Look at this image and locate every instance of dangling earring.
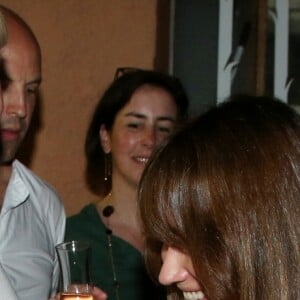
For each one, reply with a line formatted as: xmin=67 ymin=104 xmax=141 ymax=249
xmin=104 ymin=153 xmax=111 ymax=181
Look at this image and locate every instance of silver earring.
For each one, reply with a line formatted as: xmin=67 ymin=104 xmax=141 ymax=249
xmin=104 ymin=153 xmax=111 ymax=181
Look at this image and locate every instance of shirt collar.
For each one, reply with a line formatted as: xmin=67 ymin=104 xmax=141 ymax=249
xmin=2 ymin=160 xmax=30 ymax=212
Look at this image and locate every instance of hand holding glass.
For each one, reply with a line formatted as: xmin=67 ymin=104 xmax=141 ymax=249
xmin=56 ymin=241 xmax=94 ymax=300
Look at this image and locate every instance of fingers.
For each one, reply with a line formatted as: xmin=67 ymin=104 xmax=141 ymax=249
xmin=92 ymin=286 xmax=108 ymax=300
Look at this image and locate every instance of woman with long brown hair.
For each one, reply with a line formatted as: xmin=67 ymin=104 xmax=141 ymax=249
xmin=139 ymin=95 xmax=300 ymax=300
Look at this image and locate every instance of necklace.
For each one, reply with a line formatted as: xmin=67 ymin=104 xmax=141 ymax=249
xmin=102 ymin=205 xmax=120 ymax=300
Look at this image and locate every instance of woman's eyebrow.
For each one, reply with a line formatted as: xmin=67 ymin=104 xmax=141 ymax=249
xmin=157 ymin=116 xmax=176 ymax=122
xmin=124 ymin=112 xmax=146 ymax=119
xmin=124 ymin=112 xmax=176 ymax=122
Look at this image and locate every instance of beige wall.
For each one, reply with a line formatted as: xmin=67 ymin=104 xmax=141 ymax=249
xmin=1 ymin=1 xmax=167 ymax=215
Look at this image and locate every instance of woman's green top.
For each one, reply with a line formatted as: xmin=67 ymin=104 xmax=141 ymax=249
xmin=65 ymin=204 xmax=165 ymax=300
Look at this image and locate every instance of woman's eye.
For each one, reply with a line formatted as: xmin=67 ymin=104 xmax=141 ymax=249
xmin=127 ymin=123 xmax=140 ymax=129
xmin=158 ymin=126 xmax=172 ymax=134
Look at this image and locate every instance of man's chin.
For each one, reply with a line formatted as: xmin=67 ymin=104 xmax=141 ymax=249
xmin=0 ymin=153 xmax=16 ymax=165
xmin=0 ymin=159 xmax=14 ymax=166
xmin=0 ymin=144 xmax=19 ymax=163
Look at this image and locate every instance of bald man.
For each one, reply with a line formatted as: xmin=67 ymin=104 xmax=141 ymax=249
xmin=0 ymin=6 xmax=65 ymax=300
xmin=0 ymin=10 xmax=18 ymax=300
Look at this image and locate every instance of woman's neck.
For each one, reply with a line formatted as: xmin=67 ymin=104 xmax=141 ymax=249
xmin=97 ymin=177 xmax=144 ymax=251
xmin=109 ymin=174 xmax=138 ymax=218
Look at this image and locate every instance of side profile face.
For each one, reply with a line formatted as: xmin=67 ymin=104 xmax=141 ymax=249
xmin=0 ymin=16 xmax=41 ymax=163
xmin=100 ymin=84 xmax=178 ymax=188
xmin=160 ymin=245 xmax=206 ymax=300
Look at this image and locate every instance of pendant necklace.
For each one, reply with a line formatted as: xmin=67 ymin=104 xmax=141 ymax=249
xmin=102 ymin=204 xmax=120 ymax=300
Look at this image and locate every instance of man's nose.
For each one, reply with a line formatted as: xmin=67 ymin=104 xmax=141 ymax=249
xmin=4 ymin=86 xmax=26 ymax=118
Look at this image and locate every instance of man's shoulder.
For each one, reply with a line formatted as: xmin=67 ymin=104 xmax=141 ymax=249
xmin=12 ymin=160 xmax=62 ymax=205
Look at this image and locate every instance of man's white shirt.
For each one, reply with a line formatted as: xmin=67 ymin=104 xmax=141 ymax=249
xmin=0 ymin=160 xmax=66 ymax=300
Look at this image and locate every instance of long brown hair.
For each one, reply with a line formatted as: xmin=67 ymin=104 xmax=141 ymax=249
xmin=138 ymin=95 xmax=300 ymax=300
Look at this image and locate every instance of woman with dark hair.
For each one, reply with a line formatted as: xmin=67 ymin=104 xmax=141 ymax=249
xmin=138 ymin=95 xmax=300 ymax=300
xmin=66 ymin=68 xmax=189 ymax=300
xmin=84 ymin=68 xmax=188 ymax=196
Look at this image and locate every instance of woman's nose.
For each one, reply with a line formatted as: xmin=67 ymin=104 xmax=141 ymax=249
xmin=142 ymin=127 xmax=156 ymax=148
xmin=158 ymin=246 xmax=189 ymax=286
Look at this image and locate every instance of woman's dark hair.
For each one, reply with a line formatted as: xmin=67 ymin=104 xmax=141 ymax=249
xmin=139 ymin=95 xmax=300 ymax=300
xmin=85 ymin=69 xmax=189 ymax=195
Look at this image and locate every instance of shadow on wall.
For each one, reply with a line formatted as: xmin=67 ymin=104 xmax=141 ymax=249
xmin=17 ymin=92 xmax=43 ymax=166
xmin=154 ymin=0 xmax=171 ymax=72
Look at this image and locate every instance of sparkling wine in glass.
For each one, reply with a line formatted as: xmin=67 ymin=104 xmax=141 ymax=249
xmin=60 ymin=292 xmax=94 ymax=300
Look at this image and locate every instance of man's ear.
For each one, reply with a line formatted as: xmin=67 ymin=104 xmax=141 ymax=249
xmin=99 ymin=124 xmax=111 ymax=154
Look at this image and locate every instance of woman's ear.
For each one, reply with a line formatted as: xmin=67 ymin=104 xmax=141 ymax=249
xmin=99 ymin=124 xmax=111 ymax=154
